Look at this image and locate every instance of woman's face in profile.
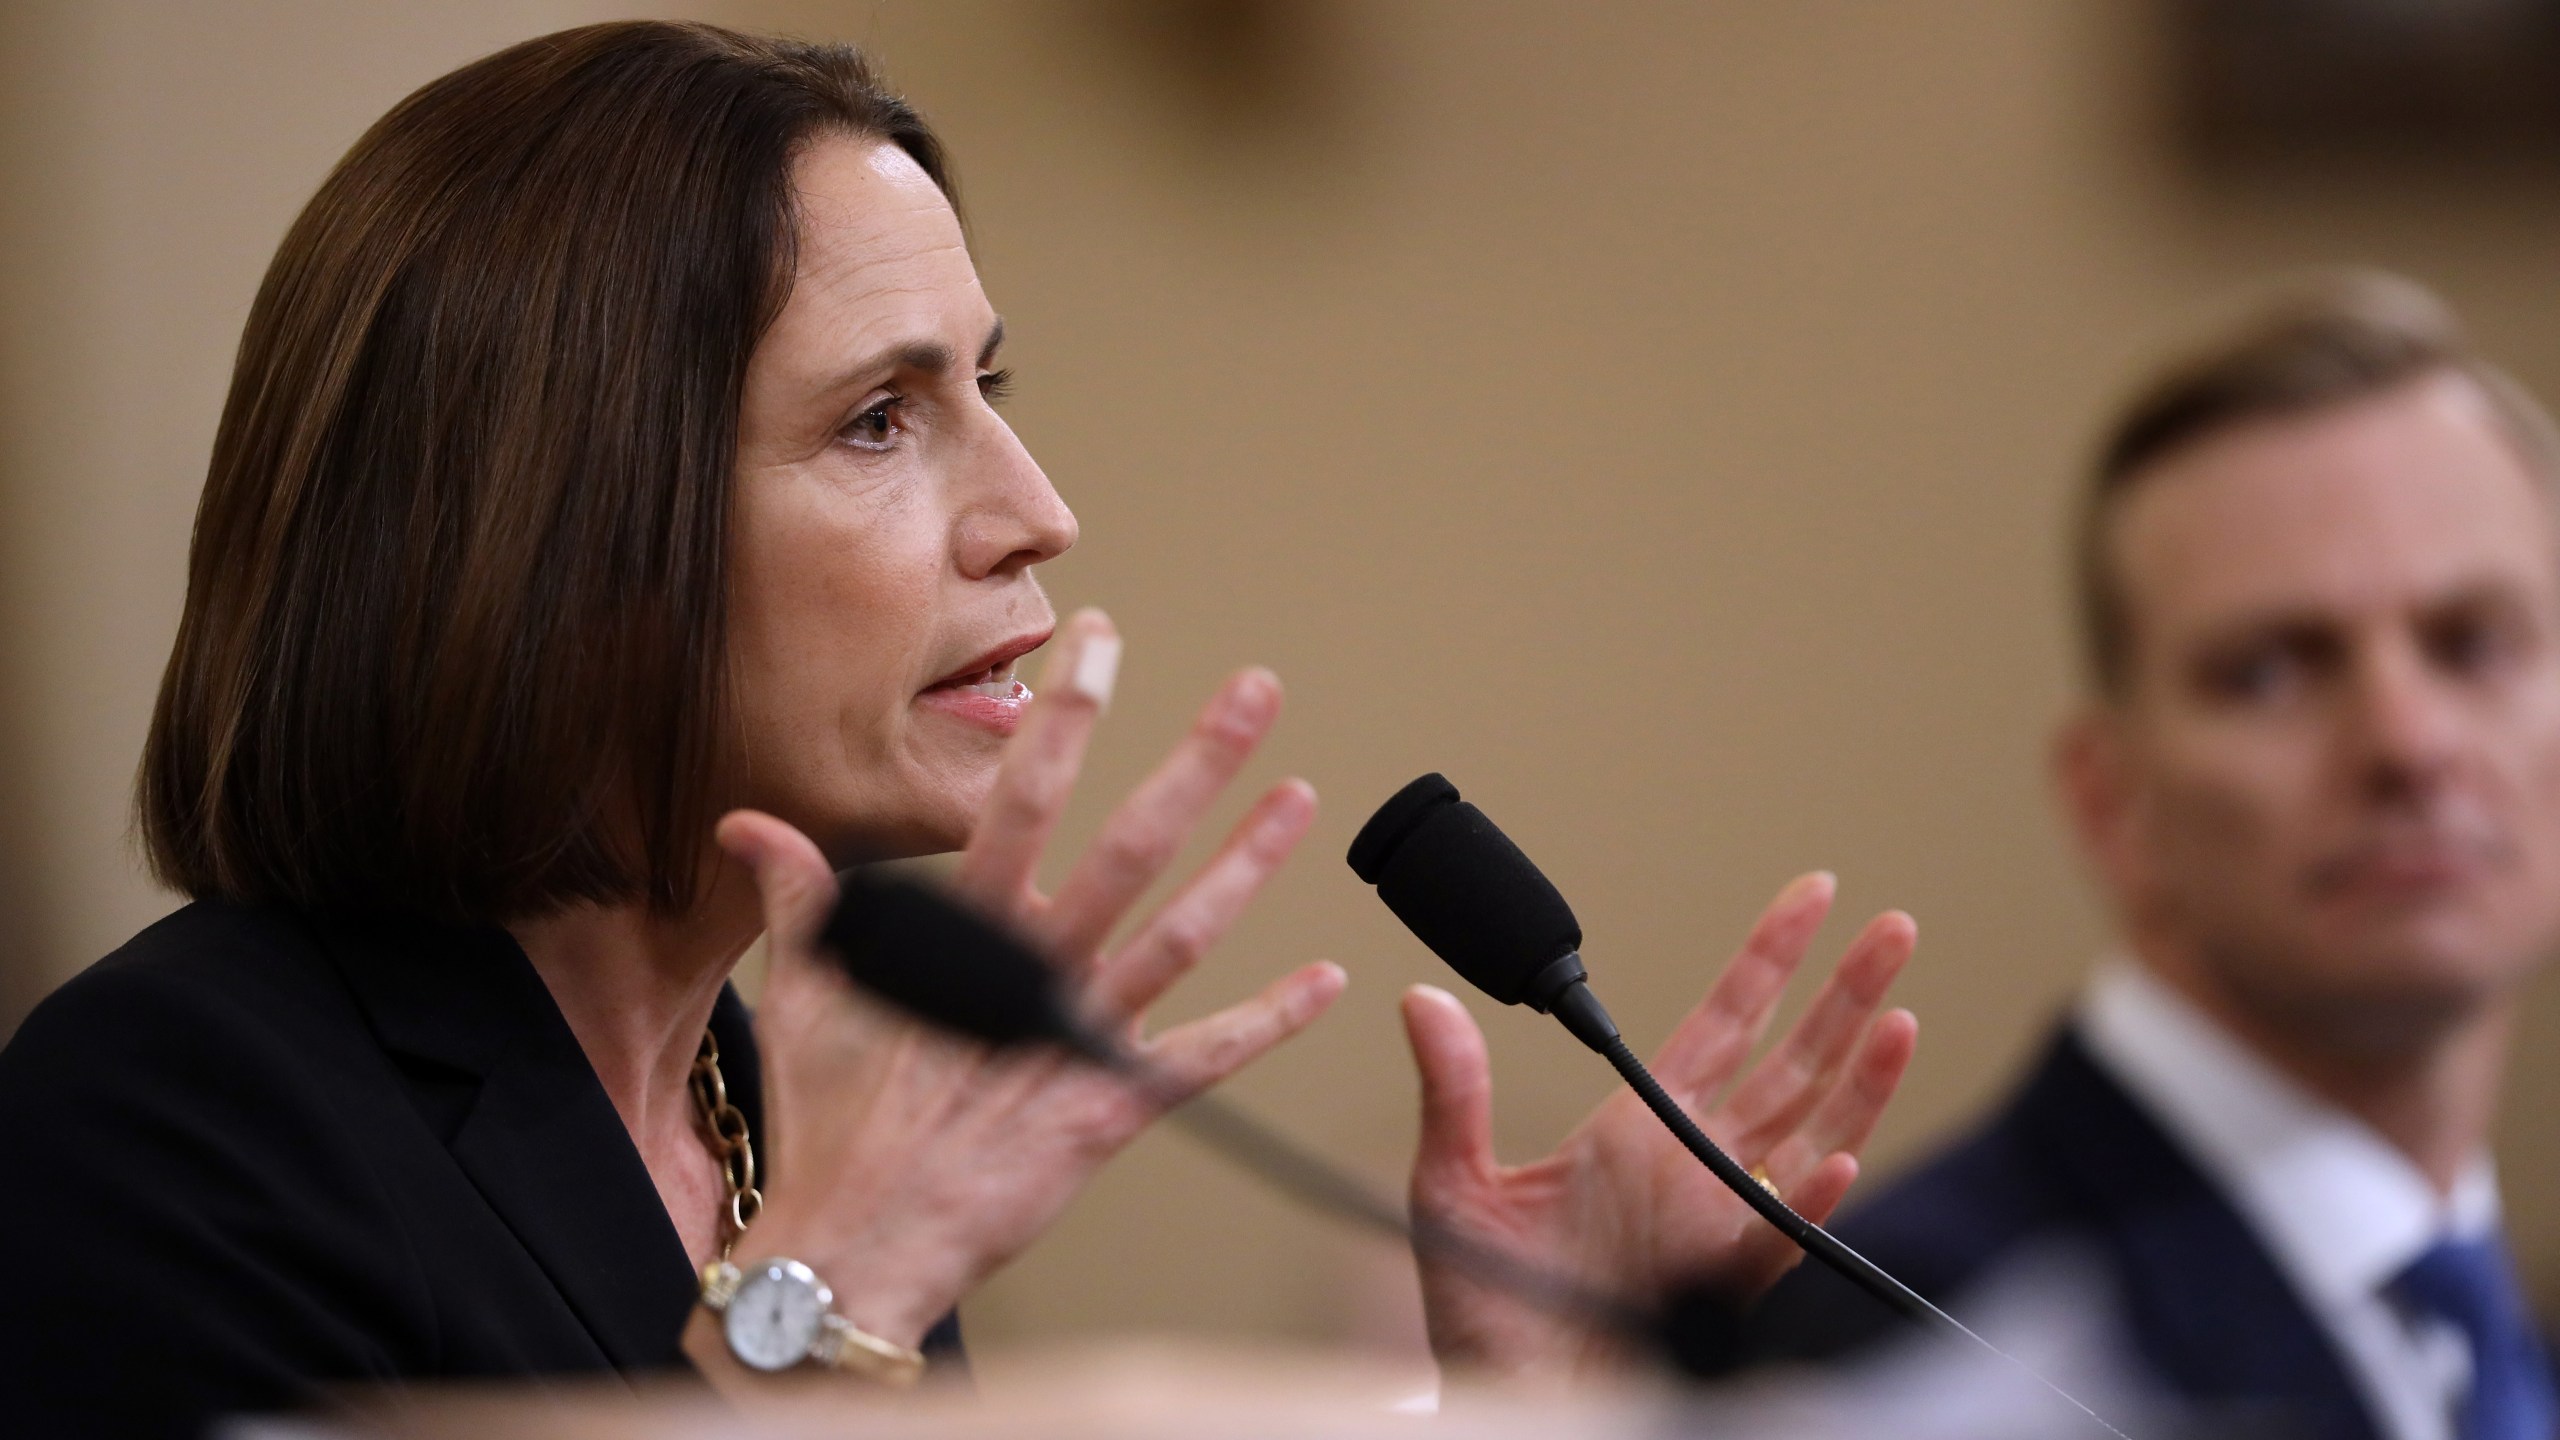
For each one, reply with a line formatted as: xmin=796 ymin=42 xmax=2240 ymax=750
xmin=727 ymin=135 xmax=1076 ymax=861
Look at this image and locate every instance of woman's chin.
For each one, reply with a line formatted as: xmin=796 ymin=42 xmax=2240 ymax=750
xmin=915 ymin=807 xmax=980 ymax=858
xmin=760 ymin=752 xmax=1000 ymax=866
xmin=768 ymin=796 xmax=973 ymax=870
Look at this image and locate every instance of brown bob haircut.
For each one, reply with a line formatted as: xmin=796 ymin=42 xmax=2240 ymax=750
xmin=140 ymin=22 xmax=952 ymax=922
xmin=2075 ymin=270 xmax=2560 ymax=697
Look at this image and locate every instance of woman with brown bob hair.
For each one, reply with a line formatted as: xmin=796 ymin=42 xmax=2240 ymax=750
xmin=0 ymin=20 xmax=1920 ymax=1436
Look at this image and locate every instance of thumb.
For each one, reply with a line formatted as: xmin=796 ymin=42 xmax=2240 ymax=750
xmin=715 ymin=809 xmax=841 ymax=961
xmin=1401 ymin=983 xmax=1497 ymax=1191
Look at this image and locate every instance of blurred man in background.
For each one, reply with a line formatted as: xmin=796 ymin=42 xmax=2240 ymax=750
xmin=1717 ymin=275 xmax=2560 ymax=1440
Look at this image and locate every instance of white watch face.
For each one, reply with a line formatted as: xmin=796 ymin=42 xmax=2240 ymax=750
xmin=723 ymin=1259 xmax=831 ymax=1372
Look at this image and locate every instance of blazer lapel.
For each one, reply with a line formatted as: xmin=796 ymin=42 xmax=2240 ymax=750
xmin=2022 ymin=1029 xmax=2381 ymax=1440
xmin=311 ymin=911 xmax=699 ymax=1371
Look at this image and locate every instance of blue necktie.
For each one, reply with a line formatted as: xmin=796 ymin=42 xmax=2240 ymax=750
xmin=2391 ymin=1234 xmax=2558 ymax=1440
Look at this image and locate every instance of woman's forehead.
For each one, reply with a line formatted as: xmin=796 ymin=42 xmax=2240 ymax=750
xmin=778 ymin=136 xmax=981 ymax=350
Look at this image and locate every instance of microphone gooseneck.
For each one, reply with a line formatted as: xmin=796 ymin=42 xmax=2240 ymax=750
xmin=1349 ymin=774 xmax=2134 ymax=1437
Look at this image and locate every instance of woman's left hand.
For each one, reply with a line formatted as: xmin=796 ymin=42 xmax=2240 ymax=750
xmin=697 ymin=611 xmax=1343 ymax=1370
xmin=1400 ymin=871 xmax=1918 ymax=1383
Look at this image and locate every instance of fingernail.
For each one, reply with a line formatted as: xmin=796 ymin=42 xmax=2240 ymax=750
xmin=1034 ymin=613 xmax=1118 ymax=707
xmin=1072 ymin=630 xmax=1121 ymax=708
xmin=1229 ymin=667 xmax=1282 ymax=724
xmin=1297 ymin=962 xmax=1348 ymax=1016
xmin=1261 ymin=780 xmax=1317 ymax=829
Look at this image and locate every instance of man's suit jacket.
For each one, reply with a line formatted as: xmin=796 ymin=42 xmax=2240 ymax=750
xmin=1717 ymin=1025 xmax=2380 ymax=1439
xmin=0 ymin=900 xmax=956 ymax=1439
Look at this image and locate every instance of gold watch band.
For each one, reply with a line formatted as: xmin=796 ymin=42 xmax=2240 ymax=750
xmin=698 ymin=1259 xmax=926 ymax=1388
xmin=814 ymin=1312 xmax=927 ymax=1386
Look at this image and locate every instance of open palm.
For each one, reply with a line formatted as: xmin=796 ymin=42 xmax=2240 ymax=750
xmin=1401 ymin=872 xmax=1918 ymax=1380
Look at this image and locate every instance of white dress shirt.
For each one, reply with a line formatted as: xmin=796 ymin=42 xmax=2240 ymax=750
xmin=2076 ymin=960 xmax=2499 ymax=1440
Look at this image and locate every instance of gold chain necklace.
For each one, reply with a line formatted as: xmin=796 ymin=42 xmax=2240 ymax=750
xmin=689 ymin=1029 xmax=762 ymax=1255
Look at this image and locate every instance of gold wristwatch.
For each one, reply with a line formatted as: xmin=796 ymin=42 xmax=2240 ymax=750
xmin=698 ymin=1257 xmax=926 ymax=1387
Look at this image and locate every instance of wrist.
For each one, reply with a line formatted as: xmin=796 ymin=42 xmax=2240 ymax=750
xmin=800 ymin=1262 xmax=945 ymax=1354
xmin=725 ymin=1227 xmax=956 ymax=1352
xmin=696 ymin=1253 xmax=931 ymax=1387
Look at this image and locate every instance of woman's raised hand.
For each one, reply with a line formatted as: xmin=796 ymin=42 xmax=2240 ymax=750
xmin=699 ymin=610 xmax=1343 ymax=1370
xmin=1400 ymin=872 xmax=1918 ymax=1382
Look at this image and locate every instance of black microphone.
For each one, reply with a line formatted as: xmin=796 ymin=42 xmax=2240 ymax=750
xmin=815 ymin=867 xmax=1652 ymax=1344
xmin=821 ymin=868 xmax=1101 ymax=1057
xmin=1346 ymin=773 xmax=1623 ymax=1051
xmin=1349 ymin=775 xmax=1967 ymax=1339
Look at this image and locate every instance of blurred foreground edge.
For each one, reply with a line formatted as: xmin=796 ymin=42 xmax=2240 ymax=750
xmin=211 ymin=1334 xmax=2253 ymax=1440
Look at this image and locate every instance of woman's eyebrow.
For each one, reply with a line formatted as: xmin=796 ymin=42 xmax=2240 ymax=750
xmin=831 ymin=319 xmax=1007 ymax=392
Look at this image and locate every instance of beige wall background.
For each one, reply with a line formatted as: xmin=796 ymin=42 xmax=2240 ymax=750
xmin=10 ymin=0 xmax=2560 ymax=1352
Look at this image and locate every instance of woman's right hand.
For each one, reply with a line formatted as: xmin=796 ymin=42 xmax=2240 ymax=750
xmin=685 ymin=610 xmax=1343 ymax=1382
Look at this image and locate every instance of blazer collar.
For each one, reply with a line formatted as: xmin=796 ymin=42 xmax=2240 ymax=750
xmin=310 ymin=909 xmax=755 ymax=1372
xmin=2018 ymin=1027 xmax=2381 ymax=1440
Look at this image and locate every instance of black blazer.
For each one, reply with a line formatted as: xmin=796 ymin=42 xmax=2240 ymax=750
xmin=0 ymin=900 xmax=956 ymax=1439
xmin=1711 ymin=1026 xmax=2379 ymax=1439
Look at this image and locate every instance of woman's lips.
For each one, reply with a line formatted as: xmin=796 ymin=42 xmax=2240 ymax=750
xmin=915 ymin=626 xmax=1051 ymax=736
xmin=918 ymin=669 xmax=1033 ymax=735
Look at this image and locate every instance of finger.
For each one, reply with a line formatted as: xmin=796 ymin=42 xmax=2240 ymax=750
xmin=1798 ymin=1008 xmax=1918 ymax=1163
xmin=1784 ymin=1152 xmax=1861 ymax=1229
xmin=1648 ymin=872 xmax=1837 ymax=1095
xmin=1758 ymin=1008 xmax=1916 ymax=1194
xmin=952 ymin=609 xmax=1121 ymax=905
xmin=1717 ymin=911 xmax=1916 ymax=1152
xmin=1141 ymin=961 xmax=1345 ymax=1096
xmin=1089 ymin=779 xmax=1316 ymax=1020
xmin=1038 ymin=667 xmax=1285 ymax=967
xmin=715 ymin=809 xmax=842 ymax=957
xmin=1399 ymin=984 xmax=1498 ymax=1192
xmin=1716 ymin=1153 xmax=1862 ymax=1300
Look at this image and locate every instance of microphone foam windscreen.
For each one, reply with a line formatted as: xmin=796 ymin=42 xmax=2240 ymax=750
xmin=1347 ymin=774 xmax=1583 ymax=1007
xmin=818 ymin=871 xmax=1079 ymax=1049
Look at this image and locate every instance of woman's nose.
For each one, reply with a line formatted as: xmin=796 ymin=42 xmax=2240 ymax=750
xmin=953 ymin=420 xmax=1078 ymax=580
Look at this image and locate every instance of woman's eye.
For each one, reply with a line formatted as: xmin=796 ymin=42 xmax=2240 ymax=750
xmin=839 ymin=397 xmax=904 ymax=452
xmin=978 ymin=367 xmax=1015 ymax=406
